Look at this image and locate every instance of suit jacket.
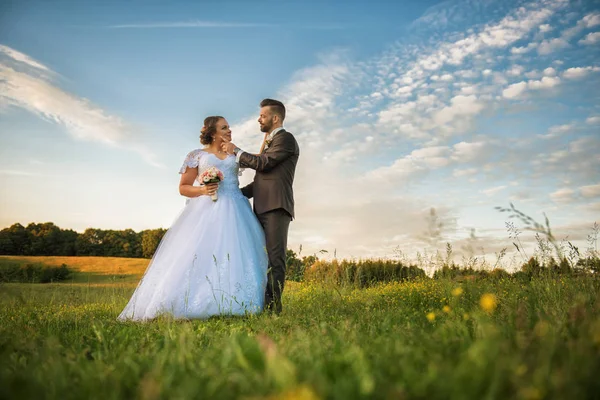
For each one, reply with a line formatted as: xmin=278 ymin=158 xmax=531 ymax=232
xmin=239 ymin=129 xmax=300 ymax=218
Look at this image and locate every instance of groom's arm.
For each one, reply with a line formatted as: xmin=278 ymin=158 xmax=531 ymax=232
xmin=241 ymin=182 xmax=254 ymax=199
xmin=237 ymin=133 xmax=297 ymax=173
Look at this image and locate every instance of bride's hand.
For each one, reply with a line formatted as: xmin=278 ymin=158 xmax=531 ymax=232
xmin=199 ymin=183 xmax=219 ymax=197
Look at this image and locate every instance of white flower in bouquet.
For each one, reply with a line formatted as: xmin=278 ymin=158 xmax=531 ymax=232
xmin=199 ymin=167 xmax=224 ymax=202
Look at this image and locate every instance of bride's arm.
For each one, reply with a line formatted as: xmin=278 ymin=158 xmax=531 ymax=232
xmin=179 ymin=167 xmax=218 ymax=197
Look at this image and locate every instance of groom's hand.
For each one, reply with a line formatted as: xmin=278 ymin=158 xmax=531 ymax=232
xmin=221 ymin=140 xmax=237 ymax=155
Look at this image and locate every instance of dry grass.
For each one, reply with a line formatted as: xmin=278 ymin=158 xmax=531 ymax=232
xmin=0 ymin=255 xmax=149 ymax=276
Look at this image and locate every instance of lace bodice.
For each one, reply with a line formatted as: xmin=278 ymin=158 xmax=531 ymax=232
xmin=179 ymin=149 xmax=244 ymax=199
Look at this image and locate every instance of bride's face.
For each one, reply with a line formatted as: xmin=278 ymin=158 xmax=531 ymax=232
xmin=214 ymin=118 xmax=232 ymax=142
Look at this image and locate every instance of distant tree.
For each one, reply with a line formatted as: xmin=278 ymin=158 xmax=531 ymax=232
xmin=26 ymin=222 xmax=77 ymax=256
xmin=141 ymin=229 xmax=167 ymax=258
xmin=1 ymin=222 xmax=164 ymax=258
xmin=120 ymin=229 xmax=142 ymax=258
xmin=59 ymin=229 xmax=78 ymax=256
xmin=0 ymin=223 xmax=30 ymax=255
xmin=0 ymin=231 xmax=15 ymax=255
xmin=76 ymin=228 xmax=105 ymax=256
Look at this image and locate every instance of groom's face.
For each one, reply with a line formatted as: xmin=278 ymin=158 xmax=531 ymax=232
xmin=258 ymin=107 xmax=275 ymax=133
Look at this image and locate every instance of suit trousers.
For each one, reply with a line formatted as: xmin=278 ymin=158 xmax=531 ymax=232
xmin=257 ymin=208 xmax=291 ymax=313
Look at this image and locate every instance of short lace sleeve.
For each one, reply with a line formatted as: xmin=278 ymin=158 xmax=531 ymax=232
xmin=179 ymin=149 xmax=201 ymax=174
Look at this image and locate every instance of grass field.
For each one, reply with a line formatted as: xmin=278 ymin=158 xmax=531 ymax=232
xmin=1 ymin=256 xmax=599 ymax=399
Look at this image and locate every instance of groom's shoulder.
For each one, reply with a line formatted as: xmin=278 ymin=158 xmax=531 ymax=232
xmin=279 ymin=130 xmax=299 ymax=153
xmin=280 ymin=129 xmax=297 ymax=141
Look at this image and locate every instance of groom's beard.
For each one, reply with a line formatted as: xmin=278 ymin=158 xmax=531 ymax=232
xmin=260 ymin=120 xmax=273 ymax=133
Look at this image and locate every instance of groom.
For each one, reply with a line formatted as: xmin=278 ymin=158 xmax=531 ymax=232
xmin=222 ymin=99 xmax=300 ymax=314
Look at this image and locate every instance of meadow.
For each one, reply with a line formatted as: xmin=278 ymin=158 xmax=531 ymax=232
xmin=0 ymin=255 xmax=599 ymax=400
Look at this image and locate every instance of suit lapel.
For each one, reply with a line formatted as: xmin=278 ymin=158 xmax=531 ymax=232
xmin=262 ymin=129 xmax=285 ymax=154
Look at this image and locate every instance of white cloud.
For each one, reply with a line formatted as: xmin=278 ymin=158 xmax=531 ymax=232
xmin=525 ymin=70 xmax=542 ymax=79
xmin=366 ymin=156 xmax=425 ymax=183
xmin=539 ymin=24 xmax=553 ymax=33
xmin=398 ymin=0 xmax=563 ymax=79
xmin=527 ymin=76 xmax=560 ymax=89
xmin=586 ymin=116 xmax=600 ymax=124
xmin=582 ymin=12 xmax=600 ymax=28
xmin=538 ymin=37 xmax=569 ymax=55
xmin=511 ymin=42 xmax=537 ymax=54
xmin=410 ymin=146 xmax=452 ymax=168
xmin=580 ymin=184 xmax=600 ymax=198
xmin=562 ymin=12 xmax=600 ymax=40
xmin=0 ymin=45 xmax=49 ymax=71
xmin=0 ymin=46 xmax=162 ymax=167
xmin=539 ymin=123 xmax=574 ymax=139
xmin=367 ymin=139 xmax=491 ymax=185
xmin=536 ymin=135 xmax=600 ymax=187
xmin=451 ymin=141 xmax=489 ymax=162
xmin=543 ymin=67 xmax=557 ymax=76
xmin=550 ymin=188 xmax=576 ymax=204
xmin=579 ymin=32 xmax=600 ymax=45
xmin=460 ymin=85 xmax=478 ymax=95
xmin=433 ymin=95 xmax=484 ymax=125
xmin=507 ymin=65 xmax=525 ymax=76
xmin=502 ymin=81 xmax=527 ymax=98
xmin=453 ymin=167 xmax=478 ymax=177
xmin=502 ymin=76 xmax=560 ymax=99
xmin=563 ymin=66 xmax=600 ymax=79
xmin=482 ymin=185 xmax=507 ymax=196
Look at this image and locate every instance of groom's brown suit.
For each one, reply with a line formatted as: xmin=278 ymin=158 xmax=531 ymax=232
xmin=239 ymin=129 xmax=299 ymax=313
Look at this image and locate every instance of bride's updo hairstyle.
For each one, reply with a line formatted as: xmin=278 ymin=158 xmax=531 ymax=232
xmin=200 ymin=116 xmax=224 ymax=145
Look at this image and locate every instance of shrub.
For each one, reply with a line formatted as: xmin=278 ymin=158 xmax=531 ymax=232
xmin=0 ymin=263 xmax=72 ymax=283
xmin=304 ymin=259 xmax=426 ymax=287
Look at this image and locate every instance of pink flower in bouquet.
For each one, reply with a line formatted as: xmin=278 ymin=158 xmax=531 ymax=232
xmin=198 ymin=167 xmax=224 ymax=201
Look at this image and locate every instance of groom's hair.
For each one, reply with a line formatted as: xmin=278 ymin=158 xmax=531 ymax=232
xmin=260 ymin=98 xmax=286 ymax=122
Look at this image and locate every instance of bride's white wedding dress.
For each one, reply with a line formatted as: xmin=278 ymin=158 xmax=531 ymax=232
xmin=118 ymin=150 xmax=268 ymax=321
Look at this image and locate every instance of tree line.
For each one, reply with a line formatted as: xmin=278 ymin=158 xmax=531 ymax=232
xmin=0 ymin=223 xmax=167 ymax=258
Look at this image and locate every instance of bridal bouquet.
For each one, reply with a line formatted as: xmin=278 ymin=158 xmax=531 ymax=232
xmin=199 ymin=167 xmax=224 ymax=201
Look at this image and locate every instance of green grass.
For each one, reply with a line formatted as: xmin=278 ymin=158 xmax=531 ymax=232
xmin=1 ymin=257 xmax=599 ymax=399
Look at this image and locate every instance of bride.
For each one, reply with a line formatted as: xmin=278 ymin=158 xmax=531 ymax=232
xmin=118 ymin=116 xmax=268 ymax=321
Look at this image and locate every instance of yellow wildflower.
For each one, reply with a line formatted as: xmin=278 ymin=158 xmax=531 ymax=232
xmin=442 ymin=305 xmax=451 ymax=313
xmin=426 ymin=312 xmax=436 ymax=322
xmin=479 ymin=293 xmax=497 ymax=313
xmin=451 ymin=287 xmax=464 ymax=296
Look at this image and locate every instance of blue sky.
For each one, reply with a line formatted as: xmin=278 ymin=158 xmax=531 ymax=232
xmin=1 ymin=0 xmax=599 ymax=264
